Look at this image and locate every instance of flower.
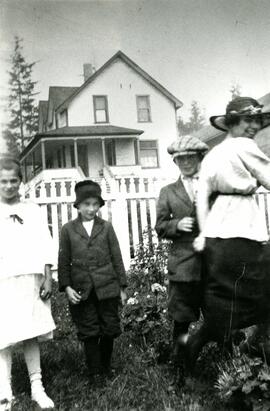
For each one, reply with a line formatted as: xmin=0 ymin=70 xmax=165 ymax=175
xmin=151 ymin=283 xmax=166 ymax=293
xmin=127 ymin=297 xmax=138 ymax=305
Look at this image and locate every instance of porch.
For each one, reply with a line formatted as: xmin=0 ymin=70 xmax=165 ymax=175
xmin=20 ymin=125 xmax=144 ymax=189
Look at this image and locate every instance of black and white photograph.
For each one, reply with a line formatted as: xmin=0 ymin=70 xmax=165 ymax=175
xmin=0 ymin=0 xmax=270 ymax=410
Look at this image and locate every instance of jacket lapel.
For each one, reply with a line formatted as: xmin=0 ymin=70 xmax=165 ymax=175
xmin=173 ymin=177 xmax=193 ymax=209
xmin=89 ymin=216 xmax=104 ymax=243
xmin=72 ymin=217 xmax=90 ymax=241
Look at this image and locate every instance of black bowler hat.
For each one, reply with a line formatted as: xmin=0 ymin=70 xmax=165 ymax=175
xmin=74 ymin=180 xmax=105 ymax=208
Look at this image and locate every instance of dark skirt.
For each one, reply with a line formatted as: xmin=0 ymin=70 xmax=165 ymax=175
xmin=168 ymin=279 xmax=202 ymax=324
xmin=203 ymin=238 xmax=266 ymax=337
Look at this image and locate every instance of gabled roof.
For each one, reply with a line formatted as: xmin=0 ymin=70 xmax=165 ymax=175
xmin=56 ymin=51 xmax=183 ymax=112
xmin=47 ymin=86 xmax=79 ymax=125
xmin=20 ymin=125 xmax=144 ymax=160
xmin=259 ymin=92 xmax=270 ymax=111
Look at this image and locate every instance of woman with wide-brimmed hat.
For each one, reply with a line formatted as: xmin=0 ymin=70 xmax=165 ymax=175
xmin=188 ymin=96 xmax=270 ymax=368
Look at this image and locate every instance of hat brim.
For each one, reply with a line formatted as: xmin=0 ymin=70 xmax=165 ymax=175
xmin=210 ymin=112 xmax=270 ymax=132
xmin=172 ymin=150 xmax=205 ymax=159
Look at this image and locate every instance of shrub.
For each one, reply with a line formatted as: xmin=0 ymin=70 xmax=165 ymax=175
xmin=122 ymin=231 xmax=172 ymax=363
xmin=215 ymin=347 xmax=270 ymax=411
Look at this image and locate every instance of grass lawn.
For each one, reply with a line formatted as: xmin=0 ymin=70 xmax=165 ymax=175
xmin=10 ymin=285 xmax=234 ymax=411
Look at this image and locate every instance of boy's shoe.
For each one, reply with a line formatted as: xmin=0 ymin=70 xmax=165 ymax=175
xmin=88 ymin=372 xmax=106 ymax=387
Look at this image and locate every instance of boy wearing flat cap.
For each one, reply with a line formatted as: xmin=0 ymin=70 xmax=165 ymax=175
xmin=155 ymin=135 xmax=208 ymax=366
xmin=58 ymin=180 xmax=127 ymax=382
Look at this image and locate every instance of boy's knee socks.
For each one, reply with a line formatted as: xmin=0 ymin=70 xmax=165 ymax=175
xmin=99 ymin=336 xmax=114 ymax=369
xmin=84 ymin=337 xmax=102 ymax=375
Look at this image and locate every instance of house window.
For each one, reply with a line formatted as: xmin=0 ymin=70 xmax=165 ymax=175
xmin=93 ymin=96 xmax=109 ymax=123
xmin=140 ymin=140 xmax=159 ymax=168
xmin=136 ymin=95 xmax=151 ymax=122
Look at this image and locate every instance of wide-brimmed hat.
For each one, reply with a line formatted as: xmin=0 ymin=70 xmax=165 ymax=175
xmin=74 ymin=180 xmax=105 ymax=208
xmin=167 ymin=135 xmax=209 ymax=160
xmin=210 ymin=96 xmax=270 ymax=132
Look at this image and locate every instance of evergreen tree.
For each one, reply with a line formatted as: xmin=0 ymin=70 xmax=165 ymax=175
xmin=177 ymin=115 xmax=190 ymax=136
xmin=230 ymin=83 xmax=241 ymax=100
xmin=7 ymin=36 xmax=39 ymax=150
xmin=188 ymin=100 xmax=205 ymax=132
xmin=177 ymin=101 xmax=205 ymax=136
xmin=2 ymin=129 xmax=20 ymax=158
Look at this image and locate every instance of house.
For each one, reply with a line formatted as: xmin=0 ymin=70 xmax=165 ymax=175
xmin=20 ymin=51 xmax=182 ymax=190
xmin=194 ymin=92 xmax=270 ymax=156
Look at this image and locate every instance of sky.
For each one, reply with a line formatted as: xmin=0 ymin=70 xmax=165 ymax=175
xmin=0 ymin=0 xmax=270 ymax=126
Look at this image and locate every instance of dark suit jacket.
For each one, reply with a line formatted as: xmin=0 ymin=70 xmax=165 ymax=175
xmin=155 ymin=178 xmax=202 ymax=282
xmin=58 ymin=216 xmax=127 ymax=300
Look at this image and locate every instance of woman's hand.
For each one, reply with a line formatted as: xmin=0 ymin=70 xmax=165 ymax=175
xmin=120 ymin=289 xmax=127 ymax=306
xmin=177 ymin=217 xmax=194 ymax=232
xmin=193 ymin=235 xmax=206 ymax=252
xmin=65 ymin=286 xmax=82 ymax=305
xmin=40 ymin=277 xmax=52 ymax=300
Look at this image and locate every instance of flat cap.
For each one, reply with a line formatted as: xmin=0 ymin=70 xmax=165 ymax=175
xmin=167 ymin=135 xmax=209 ymax=159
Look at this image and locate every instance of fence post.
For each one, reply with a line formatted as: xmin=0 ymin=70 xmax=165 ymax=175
xmin=110 ymin=191 xmax=131 ymax=270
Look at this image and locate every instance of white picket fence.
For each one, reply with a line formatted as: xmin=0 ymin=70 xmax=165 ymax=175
xmin=23 ymin=176 xmax=171 ymax=269
xmin=23 ymin=177 xmax=270 ymax=269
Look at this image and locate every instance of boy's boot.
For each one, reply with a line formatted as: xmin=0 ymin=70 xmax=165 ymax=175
xmin=29 ymin=373 xmax=54 ymax=409
xmin=172 ymin=322 xmax=189 ymax=386
xmin=185 ymin=323 xmax=211 ymax=374
xmin=99 ymin=336 xmax=114 ymax=376
xmin=84 ymin=337 xmax=103 ymax=384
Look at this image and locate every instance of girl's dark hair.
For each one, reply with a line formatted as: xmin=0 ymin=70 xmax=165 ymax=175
xmin=0 ymin=158 xmax=22 ymax=181
xmin=224 ymin=114 xmax=241 ymax=129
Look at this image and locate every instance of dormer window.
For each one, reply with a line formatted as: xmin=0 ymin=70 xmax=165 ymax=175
xmin=93 ymin=95 xmax=109 ymax=123
xmin=136 ymin=95 xmax=151 ymax=122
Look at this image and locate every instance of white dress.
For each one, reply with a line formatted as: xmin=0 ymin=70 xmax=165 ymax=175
xmin=0 ymin=200 xmax=56 ymax=350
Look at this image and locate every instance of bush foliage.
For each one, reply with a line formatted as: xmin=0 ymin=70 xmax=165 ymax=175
xmin=122 ymin=231 xmax=172 ymax=362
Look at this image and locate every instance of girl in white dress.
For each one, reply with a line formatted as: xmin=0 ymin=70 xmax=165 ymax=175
xmin=0 ymin=158 xmax=55 ymax=410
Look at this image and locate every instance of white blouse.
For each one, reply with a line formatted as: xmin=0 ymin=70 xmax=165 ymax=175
xmin=198 ymin=136 xmax=270 ymax=242
xmin=0 ymin=200 xmax=56 ymax=279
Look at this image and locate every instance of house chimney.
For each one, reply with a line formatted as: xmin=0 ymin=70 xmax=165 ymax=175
xmin=83 ymin=63 xmax=95 ymax=82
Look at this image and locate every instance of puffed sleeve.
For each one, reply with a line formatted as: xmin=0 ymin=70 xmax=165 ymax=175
xmin=239 ymin=139 xmax=270 ymax=190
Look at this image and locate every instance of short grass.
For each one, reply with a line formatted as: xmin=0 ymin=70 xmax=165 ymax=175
xmin=10 ymin=285 xmax=234 ymax=411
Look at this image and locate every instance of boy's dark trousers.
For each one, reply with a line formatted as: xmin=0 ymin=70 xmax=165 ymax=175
xmin=69 ymin=289 xmax=121 ymax=375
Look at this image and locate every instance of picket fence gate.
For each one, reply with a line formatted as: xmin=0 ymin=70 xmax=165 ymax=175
xmin=23 ymin=176 xmax=270 ymax=269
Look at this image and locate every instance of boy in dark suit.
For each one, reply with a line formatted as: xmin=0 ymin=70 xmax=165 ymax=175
xmin=155 ymin=136 xmax=208 ymax=364
xmin=58 ymin=180 xmax=127 ymax=381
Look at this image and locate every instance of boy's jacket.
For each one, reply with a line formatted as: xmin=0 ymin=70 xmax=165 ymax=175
xmin=155 ymin=178 xmax=202 ymax=282
xmin=58 ymin=216 xmax=127 ymax=300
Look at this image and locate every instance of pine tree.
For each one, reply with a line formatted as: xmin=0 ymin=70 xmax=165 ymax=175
xmin=8 ymin=36 xmax=39 ymax=150
xmin=177 ymin=101 xmax=205 ymax=136
xmin=188 ymin=100 xmax=205 ymax=132
xmin=230 ymin=83 xmax=241 ymax=100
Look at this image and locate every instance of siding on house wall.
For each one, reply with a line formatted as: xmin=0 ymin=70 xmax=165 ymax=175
xmin=67 ymin=58 xmax=178 ymax=177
